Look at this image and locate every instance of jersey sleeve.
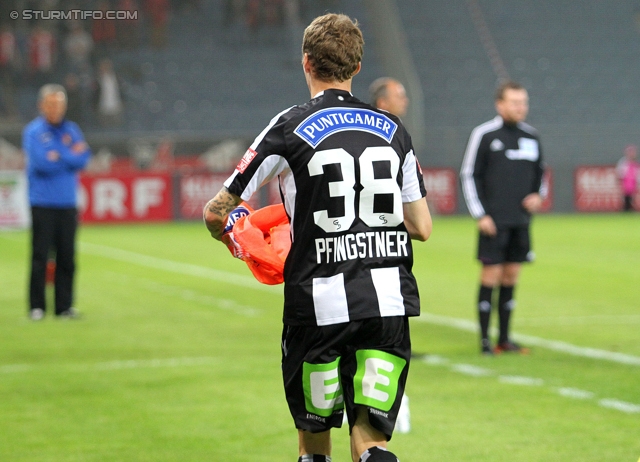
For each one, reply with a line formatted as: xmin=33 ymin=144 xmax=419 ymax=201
xmin=224 ymin=108 xmax=293 ymax=201
xmin=460 ymin=128 xmax=489 ymax=219
xmin=532 ymin=138 xmax=545 ymax=196
xmin=401 ymin=149 xmax=426 ymax=202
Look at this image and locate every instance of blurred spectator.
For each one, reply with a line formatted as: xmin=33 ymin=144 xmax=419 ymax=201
xmin=63 ymin=72 xmax=83 ymax=125
xmin=117 ymin=0 xmax=141 ymax=49
xmin=246 ymin=0 xmax=284 ymax=31
xmin=27 ymin=24 xmax=57 ymax=88
xmin=94 ymin=58 xmax=124 ymax=127
xmin=144 ymin=0 xmax=170 ymax=49
xmin=64 ymin=22 xmax=93 ymax=72
xmin=616 ymin=144 xmax=640 ymax=211
xmin=0 ymin=23 xmax=20 ymax=118
xmin=92 ymin=1 xmax=117 ymax=59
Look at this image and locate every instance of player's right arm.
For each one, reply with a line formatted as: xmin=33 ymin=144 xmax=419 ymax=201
xmin=403 ymin=197 xmax=432 ymax=241
xmin=203 ymin=186 xmax=242 ymax=241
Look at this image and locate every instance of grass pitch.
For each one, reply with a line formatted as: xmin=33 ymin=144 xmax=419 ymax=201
xmin=0 ymin=214 xmax=638 ymax=461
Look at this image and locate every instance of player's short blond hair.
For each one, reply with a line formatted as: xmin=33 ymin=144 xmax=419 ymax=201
xmin=302 ymin=13 xmax=364 ymax=83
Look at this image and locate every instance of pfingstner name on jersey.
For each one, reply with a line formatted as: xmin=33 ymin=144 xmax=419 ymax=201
xmin=295 ymin=108 xmax=398 ymax=148
xmin=315 ymin=231 xmax=409 ymax=264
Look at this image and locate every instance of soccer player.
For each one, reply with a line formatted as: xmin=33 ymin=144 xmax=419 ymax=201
xmin=460 ymin=80 xmax=545 ymax=355
xmin=204 ymin=13 xmax=432 ymax=462
xmin=369 ymin=77 xmax=409 ymax=118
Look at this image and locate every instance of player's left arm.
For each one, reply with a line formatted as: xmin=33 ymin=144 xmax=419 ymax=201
xmin=203 ymin=187 xmax=242 ymax=240
xmin=522 ymin=136 xmax=545 ymax=213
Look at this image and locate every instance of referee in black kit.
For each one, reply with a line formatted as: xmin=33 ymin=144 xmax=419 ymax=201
xmin=204 ymin=13 xmax=432 ymax=462
xmin=460 ymin=81 xmax=545 ymax=355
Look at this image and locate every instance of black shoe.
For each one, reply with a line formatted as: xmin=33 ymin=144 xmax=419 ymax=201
xmin=494 ymin=340 xmax=529 ymax=354
xmin=481 ymin=338 xmax=494 ymax=355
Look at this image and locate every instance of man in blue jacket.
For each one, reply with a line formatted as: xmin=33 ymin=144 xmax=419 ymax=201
xmin=23 ymin=84 xmax=91 ymax=320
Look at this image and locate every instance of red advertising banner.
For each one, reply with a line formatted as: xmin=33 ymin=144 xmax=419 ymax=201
xmin=540 ymin=168 xmax=553 ymax=212
xmin=179 ymin=173 xmax=229 ymax=220
xmin=178 ymin=172 xmax=262 ymax=220
xmin=423 ymin=168 xmax=457 ymax=214
xmin=574 ymin=166 xmax=622 ymax=212
xmin=79 ymin=173 xmax=173 ymax=223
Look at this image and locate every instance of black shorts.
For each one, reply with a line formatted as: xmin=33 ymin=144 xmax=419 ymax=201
xmin=477 ymin=225 xmax=532 ymax=265
xmin=281 ymin=316 xmax=411 ymax=440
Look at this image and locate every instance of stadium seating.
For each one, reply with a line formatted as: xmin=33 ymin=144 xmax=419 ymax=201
xmin=114 ymin=0 xmax=383 ymax=136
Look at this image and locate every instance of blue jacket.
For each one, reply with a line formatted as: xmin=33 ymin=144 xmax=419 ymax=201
xmin=23 ymin=116 xmax=91 ymax=208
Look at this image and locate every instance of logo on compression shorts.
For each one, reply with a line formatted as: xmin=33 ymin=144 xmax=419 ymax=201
xmin=294 ymin=108 xmax=398 ymax=148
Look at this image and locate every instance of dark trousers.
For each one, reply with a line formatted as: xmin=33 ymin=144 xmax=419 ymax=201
xmin=29 ymin=207 xmax=78 ymax=314
xmin=623 ymin=194 xmax=634 ymax=211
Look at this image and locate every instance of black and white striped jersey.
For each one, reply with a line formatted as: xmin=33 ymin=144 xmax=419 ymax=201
xmin=460 ymin=116 xmax=545 ymax=226
xmin=224 ymin=89 xmax=427 ymax=326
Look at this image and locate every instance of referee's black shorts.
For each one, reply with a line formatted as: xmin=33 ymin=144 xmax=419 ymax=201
xmin=281 ymin=316 xmax=410 ymax=440
xmin=477 ymin=225 xmax=532 ymax=265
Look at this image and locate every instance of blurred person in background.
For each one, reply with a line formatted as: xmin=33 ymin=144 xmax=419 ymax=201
xmin=23 ymin=84 xmax=91 ymax=321
xmin=64 ymin=22 xmax=93 ymax=73
xmin=460 ymin=81 xmax=545 ymax=355
xmin=0 ymin=23 xmax=20 ymax=119
xmin=92 ymin=1 xmax=118 ymax=60
xmin=63 ymin=72 xmax=83 ymax=125
xmin=27 ymin=23 xmax=57 ymax=89
xmin=204 ymin=13 xmax=431 ymax=462
xmin=94 ymin=58 xmax=124 ymax=128
xmin=369 ymin=77 xmax=409 ymax=118
xmin=616 ymin=144 xmax=639 ymax=212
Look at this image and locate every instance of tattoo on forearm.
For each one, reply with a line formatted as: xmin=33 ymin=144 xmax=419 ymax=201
xmin=205 ymin=189 xmax=240 ymax=239
xmin=207 ymin=194 xmax=237 ymax=218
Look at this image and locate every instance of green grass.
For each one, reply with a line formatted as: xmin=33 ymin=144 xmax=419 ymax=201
xmin=1 ymin=214 xmax=639 ymax=461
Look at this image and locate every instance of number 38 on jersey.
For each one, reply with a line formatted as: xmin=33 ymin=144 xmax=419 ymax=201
xmin=308 ymin=146 xmax=403 ymax=233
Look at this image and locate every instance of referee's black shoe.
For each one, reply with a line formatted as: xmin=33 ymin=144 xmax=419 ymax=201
xmin=481 ymin=338 xmax=494 ymax=355
xmin=494 ymin=340 xmax=530 ymax=355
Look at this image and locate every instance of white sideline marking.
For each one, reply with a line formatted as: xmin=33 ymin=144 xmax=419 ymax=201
xmin=0 ymin=357 xmax=219 ymax=374
xmin=598 ymin=399 xmax=640 ymax=414
xmin=498 ymin=375 xmax=544 ymax=386
xmin=516 ymin=315 xmax=640 ymax=326
xmin=451 ymin=364 xmax=492 ymax=377
xmin=77 ymin=241 xmax=640 ymax=366
xmin=556 ymin=388 xmax=595 ymax=400
xmin=416 ymin=312 xmax=640 ymax=367
xmin=104 ymin=272 xmax=262 ymax=317
xmin=422 ymin=356 xmax=640 ymax=415
xmin=79 ymin=242 xmax=282 ymax=295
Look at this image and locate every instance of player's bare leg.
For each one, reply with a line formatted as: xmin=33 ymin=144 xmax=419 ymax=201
xmin=350 ymin=407 xmax=399 ymax=461
xmin=480 ymin=263 xmax=503 ymax=287
xmin=298 ymin=429 xmax=331 ymax=461
xmin=501 ymin=262 xmax=521 ymax=286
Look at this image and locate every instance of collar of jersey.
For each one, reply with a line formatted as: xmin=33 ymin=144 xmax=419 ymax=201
xmin=312 ymin=90 xmax=354 ymax=98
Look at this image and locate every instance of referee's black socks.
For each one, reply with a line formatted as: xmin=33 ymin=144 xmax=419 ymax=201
xmin=478 ymin=285 xmax=494 ymax=341
xmin=498 ymin=285 xmax=515 ymax=344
